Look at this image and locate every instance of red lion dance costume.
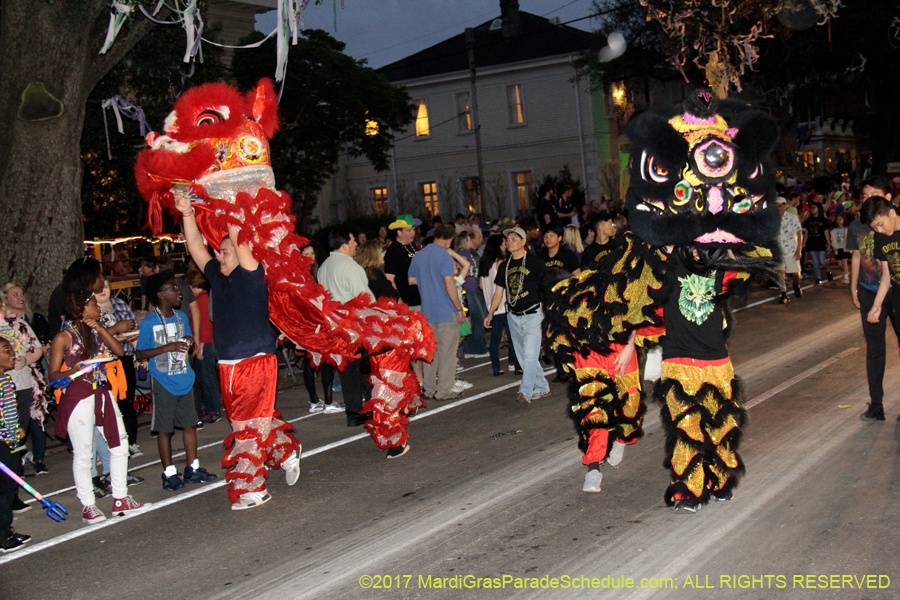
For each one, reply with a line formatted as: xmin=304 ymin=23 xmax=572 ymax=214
xmin=134 ymin=80 xmax=435 ymax=499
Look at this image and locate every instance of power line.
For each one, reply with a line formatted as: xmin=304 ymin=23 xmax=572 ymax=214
xmin=542 ymin=0 xmax=589 ymax=17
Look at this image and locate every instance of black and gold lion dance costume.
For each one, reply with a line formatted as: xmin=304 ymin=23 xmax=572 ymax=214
xmin=546 ymin=90 xmax=779 ymax=510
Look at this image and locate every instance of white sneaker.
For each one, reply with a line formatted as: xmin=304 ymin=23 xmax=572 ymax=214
xmin=453 ymin=380 xmax=473 ymax=392
xmin=232 ymin=490 xmax=272 ymax=511
xmin=607 ymin=441 xmax=626 ymax=467
xmin=842 ymin=274 xmax=849 ymax=283
xmin=309 ymin=401 xmax=325 ymax=413
xmin=22 ymin=451 xmax=33 ymax=465
xmin=282 ymin=449 xmax=301 ymax=486
xmin=128 ymin=444 xmax=143 ymax=458
xmin=583 ymin=470 xmax=602 ymax=493
xmin=323 ymin=402 xmax=344 ymax=414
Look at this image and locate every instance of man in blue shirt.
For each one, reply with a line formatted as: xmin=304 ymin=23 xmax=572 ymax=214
xmin=409 ymin=225 xmax=466 ymax=400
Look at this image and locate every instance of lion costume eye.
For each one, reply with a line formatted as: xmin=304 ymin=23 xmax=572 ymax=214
xmin=641 ymin=150 xmax=670 ymax=184
xmin=196 ymin=110 xmax=224 ymax=126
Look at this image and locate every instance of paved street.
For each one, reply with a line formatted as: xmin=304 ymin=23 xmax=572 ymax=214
xmin=1 ymin=279 xmax=898 ymax=600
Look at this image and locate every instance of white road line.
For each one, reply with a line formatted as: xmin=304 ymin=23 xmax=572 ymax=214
xmin=0 ymin=369 xmax=555 ymax=566
xmin=743 ymin=347 xmax=859 ymax=409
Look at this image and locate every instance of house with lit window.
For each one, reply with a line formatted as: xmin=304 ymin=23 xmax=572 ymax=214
xmin=314 ymin=0 xmax=621 ymax=224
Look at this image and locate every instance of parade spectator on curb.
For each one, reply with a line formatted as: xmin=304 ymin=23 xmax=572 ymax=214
xmin=356 ymin=240 xmax=399 ymax=301
xmin=485 ymin=227 xmax=550 ymax=407
xmin=137 ymin=272 xmax=217 ymax=492
xmin=851 ymin=178 xmax=896 ymax=422
xmin=831 ymin=213 xmax=850 ymax=284
xmin=455 ymin=231 xmax=489 ymax=359
xmin=563 ymin=224 xmax=584 ymax=263
xmin=298 ymin=245 xmax=338 ymax=414
xmin=556 ymin=184 xmax=577 ymax=226
xmin=94 ymin=279 xmax=142 ymax=457
xmin=1 ymin=283 xmax=49 ymax=479
xmin=409 ymin=224 xmax=467 ymax=401
xmin=49 ymin=264 xmax=149 ymax=524
xmin=151 ymin=256 xmax=201 ymax=357
xmin=184 ymin=269 xmax=222 ymax=424
xmin=479 ymin=235 xmax=521 ymax=377
xmin=776 ymin=197 xmax=804 ymax=304
xmin=521 ymin=216 xmax=542 ymax=253
xmin=581 ymin=212 xmax=619 ymax=269
xmin=0 ymin=334 xmax=31 ymax=552
xmin=536 ymin=184 xmax=559 ymax=227
xmin=384 ymin=214 xmax=422 ymax=308
xmin=319 ymin=230 xmax=375 ymax=426
xmin=805 ymin=202 xmax=834 ymax=283
xmin=540 ymin=223 xmax=581 ymax=277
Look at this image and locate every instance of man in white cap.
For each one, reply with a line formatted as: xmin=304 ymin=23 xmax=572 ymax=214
xmin=776 ymin=196 xmax=803 ymax=304
xmin=484 ymin=227 xmax=551 ymax=406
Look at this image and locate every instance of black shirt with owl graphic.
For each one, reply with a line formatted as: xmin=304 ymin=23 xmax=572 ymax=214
xmin=873 ymin=230 xmax=900 ymax=289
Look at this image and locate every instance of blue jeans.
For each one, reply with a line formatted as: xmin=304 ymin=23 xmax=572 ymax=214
xmin=195 ymin=343 xmax=221 ymax=416
xmin=508 ymin=309 xmax=549 ymax=397
xmin=91 ymin=428 xmax=111 ymax=478
xmin=810 ymin=250 xmax=829 ymax=281
xmin=488 ymin=313 xmax=520 ymax=373
xmin=461 ymin=292 xmax=488 ymax=355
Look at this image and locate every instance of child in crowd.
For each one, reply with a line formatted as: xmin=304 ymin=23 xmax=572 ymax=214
xmin=0 ymin=334 xmax=30 ymax=552
xmin=136 ymin=272 xmax=217 ymax=492
xmin=831 ymin=213 xmax=850 ymax=283
xmin=49 ymin=291 xmax=149 ymax=524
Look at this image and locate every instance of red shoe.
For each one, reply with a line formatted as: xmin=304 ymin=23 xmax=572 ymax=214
xmin=82 ymin=504 xmax=107 ymax=525
xmin=111 ymin=495 xmax=152 ymax=517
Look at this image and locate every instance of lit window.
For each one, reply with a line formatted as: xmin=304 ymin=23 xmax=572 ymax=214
xmin=463 ymin=177 xmax=482 ymax=214
xmin=513 ymin=171 xmax=533 ymax=210
xmin=456 ymin=92 xmax=472 ymax=132
xmin=415 ymin=99 xmax=430 ymax=136
xmin=421 ymin=181 xmax=438 ymax=215
xmin=507 ymin=84 xmax=525 ymax=125
xmin=371 ymin=187 xmax=389 ymax=216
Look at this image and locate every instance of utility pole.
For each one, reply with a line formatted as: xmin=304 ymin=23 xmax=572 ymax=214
xmin=465 ymin=27 xmax=486 ymax=216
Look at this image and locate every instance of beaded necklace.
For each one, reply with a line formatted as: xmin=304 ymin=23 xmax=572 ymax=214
xmin=504 ymin=253 xmax=527 ymax=307
xmin=401 ymin=243 xmax=417 ymax=259
xmin=0 ymin=374 xmax=19 ymax=448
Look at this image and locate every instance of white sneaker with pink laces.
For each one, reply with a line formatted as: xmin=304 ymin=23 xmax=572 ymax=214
xmin=111 ymin=496 xmax=152 ymax=517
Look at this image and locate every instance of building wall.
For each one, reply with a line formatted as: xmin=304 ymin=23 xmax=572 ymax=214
xmin=314 ymin=56 xmax=606 ymax=226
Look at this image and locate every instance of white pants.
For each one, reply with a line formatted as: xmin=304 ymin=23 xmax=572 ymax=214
xmin=68 ymin=393 xmax=129 ymax=507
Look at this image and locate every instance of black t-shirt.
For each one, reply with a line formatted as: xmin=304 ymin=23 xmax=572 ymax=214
xmin=805 ymin=215 xmax=831 ymax=251
xmin=383 ymin=242 xmax=421 ymax=306
xmin=494 ymin=251 xmax=547 ymax=313
xmin=204 ymin=260 xmax=275 ymax=361
xmin=368 ymin=270 xmax=400 ymax=301
xmin=537 ymin=198 xmax=559 ymax=228
xmin=581 ymin=239 xmax=618 ymax=269
xmin=661 ymin=253 xmax=730 ymax=361
xmin=873 ymin=230 xmax=900 ymax=288
xmin=557 ymin=198 xmax=574 ymax=226
xmin=847 ymin=219 xmax=881 ymax=290
xmin=539 ymin=245 xmax=579 ymax=274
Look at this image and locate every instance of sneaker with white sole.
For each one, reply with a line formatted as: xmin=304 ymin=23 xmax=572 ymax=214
xmin=323 ymin=402 xmax=344 ymax=414
xmin=531 ymin=389 xmax=551 ymax=400
xmin=607 ymin=441 xmax=626 ymax=467
xmin=673 ymin=500 xmax=700 ymax=514
xmin=309 ymin=401 xmax=325 ymax=414
xmin=453 ymin=380 xmax=473 ymax=392
xmin=516 ymin=392 xmax=531 ymax=407
xmin=583 ymin=470 xmax=602 ymax=492
xmin=111 ymin=496 xmax=151 ymax=517
xmin=232 ymin=490 xmax=272 ymax=511
xmin=128 ymin=444 xmax=143 ymax=458
xmin=282 ymin=450 xmax=301 ymax=486
xmin=82 ymin=504 xmax=107 ymax=524
xmin=386 ymin=443 xmax=410 ymax=459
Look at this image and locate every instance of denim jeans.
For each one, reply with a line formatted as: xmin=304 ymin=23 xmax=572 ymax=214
xmin=488 ymin=312 xmax=520 ymax=373
xmin=461 ymin=292 xmax=488 ymax=355
xmin=809 ymin=250 xmax=829 ymax=281
xmin=508 ymin=309 xmax=549 ymax=397
xmin=195 ymin=343 xmax=221 ymax=416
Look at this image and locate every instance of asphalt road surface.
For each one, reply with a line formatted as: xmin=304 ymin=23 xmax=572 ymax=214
xmin=1 ymin=279 xmax=898 ymax=600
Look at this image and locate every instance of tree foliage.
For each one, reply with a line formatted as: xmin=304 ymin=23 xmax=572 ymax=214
xmin=232 ymin=29 xmax=414 ymax=233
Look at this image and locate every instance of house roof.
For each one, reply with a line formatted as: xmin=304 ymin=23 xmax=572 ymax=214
xmin=377 ymin=11 xmax=594 ymax=83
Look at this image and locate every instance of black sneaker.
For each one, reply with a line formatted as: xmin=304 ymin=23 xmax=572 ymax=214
xmin=33 ymin=461 xmax=49 ymax=475
xmin=386 ymin=444 xmax=410 ymax=459
xmin=0 ymin=527 xmax=30 ymax=553
xmin=162 ymin=471 xmax=185 ymax=492
xmin=793 ymin=282 xmax=803 ymax=298
xmin=183 ymin=465 xmax=217 ymax=484
xmin=827 ymin=271 xmax=834 ymax=282
xmin=674 ymin=500 xmax=700 ymax=514
xmin=860 ymin=404 xmax=885 ymax=421
xmin=11 ymin=497 xmax=31 ymax=514
xmin=127 ymin=474 xmax=145 ymax=486
xmin=92 ymin=475 xmax=111 ymax=498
